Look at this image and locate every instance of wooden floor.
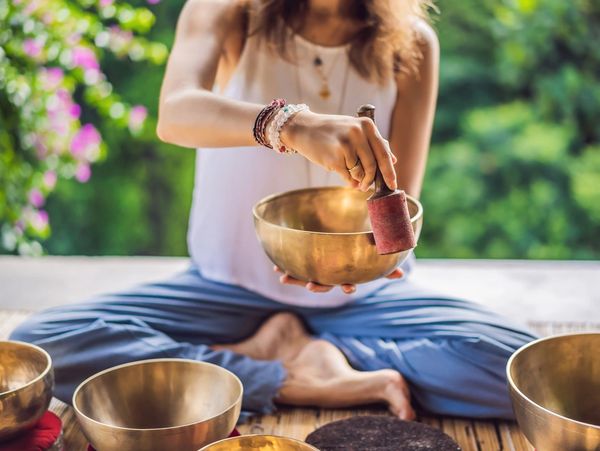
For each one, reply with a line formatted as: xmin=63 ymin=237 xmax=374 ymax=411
xmin=2 ymin=310 xmax=599 ymax=450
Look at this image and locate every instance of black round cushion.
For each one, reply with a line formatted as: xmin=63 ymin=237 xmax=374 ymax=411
xmin=305 ymin=416 xmax=461 ymax=451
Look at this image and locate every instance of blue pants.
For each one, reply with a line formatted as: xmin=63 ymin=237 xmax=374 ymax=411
xmin=10 ymin=266 xmax=536 ymax=419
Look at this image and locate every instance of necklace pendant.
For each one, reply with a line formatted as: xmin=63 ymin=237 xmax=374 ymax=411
xmin=319 ymin=84 xmax=331 ymax=100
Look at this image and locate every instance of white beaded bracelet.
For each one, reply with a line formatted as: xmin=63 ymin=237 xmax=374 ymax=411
xmin=267 ymin=103 xmax=309 ymax=154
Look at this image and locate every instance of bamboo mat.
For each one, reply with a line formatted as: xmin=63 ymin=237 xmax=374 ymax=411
xmin=2 ymin=310 xmax=598 ymax=451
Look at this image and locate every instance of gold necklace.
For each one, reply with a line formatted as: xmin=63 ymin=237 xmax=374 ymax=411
xmin=313 ymin=52 xmax=342 ymax=100
xmin=293 ymin=40 xmax=350 ymax=113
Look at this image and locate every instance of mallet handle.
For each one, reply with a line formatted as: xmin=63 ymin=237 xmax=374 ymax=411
xmin=356 ymin=104 xmax=391 ymax=197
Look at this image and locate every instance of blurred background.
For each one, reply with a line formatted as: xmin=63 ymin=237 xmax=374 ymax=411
xmin=1 ymin=0 xmax=598 ymax=259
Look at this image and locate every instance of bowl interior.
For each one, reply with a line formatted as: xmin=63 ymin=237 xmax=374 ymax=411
xmin=0 ymin=341 xmax=50 ymax=396
xmin=74 ymin=360 xmax=242 ymax=429
xmin=254 ymin=187 xmax=420 ymax=234
xmin=508 ymin=333 xmax=600 ymax=426
xmin=200 ymin=435 xmax=318 ymax=451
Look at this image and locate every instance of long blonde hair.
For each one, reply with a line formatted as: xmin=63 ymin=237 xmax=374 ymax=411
xmin=249 ymin=0 xmax=433 ymax=84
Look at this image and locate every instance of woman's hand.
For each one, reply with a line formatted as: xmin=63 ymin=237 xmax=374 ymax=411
xmin=280 ymin=111 xmax=398 ymax=191
xmin=274 ymin=265 xmax=404 ymax=294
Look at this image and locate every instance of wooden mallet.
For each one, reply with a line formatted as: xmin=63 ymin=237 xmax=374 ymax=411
xmin=357 ymin=104 xmax=416 ymax=255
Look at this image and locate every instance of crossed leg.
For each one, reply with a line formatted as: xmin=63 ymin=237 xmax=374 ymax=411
xmin=215 ymin=313 xmax=415 ymax=419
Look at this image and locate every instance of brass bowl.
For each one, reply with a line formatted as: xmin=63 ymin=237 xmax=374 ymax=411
xmin=73 ymin=359 xmax=243 ymax=451
xmin=198 ymin=434 xmax=319 ymax=450
xmin=0 ymin=340 xmax=54 ymax=441
xmin=253 ymin=186 xmax=423 ymax=285
xmin=507 ymin=333 xmax=600 ymax=451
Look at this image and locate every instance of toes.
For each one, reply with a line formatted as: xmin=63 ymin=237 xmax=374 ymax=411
xmin=380 ymin=370 xmax=415 ymax=421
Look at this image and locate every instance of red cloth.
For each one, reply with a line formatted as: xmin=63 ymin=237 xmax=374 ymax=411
xmin=0 ymin=411 xmax=62 ymax=451
xmin=87 ymin=429 xmax=240 ymax=451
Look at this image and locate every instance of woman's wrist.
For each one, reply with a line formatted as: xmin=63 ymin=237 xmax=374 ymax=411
xmin=279 ymin=110 xmax=313 ymax=153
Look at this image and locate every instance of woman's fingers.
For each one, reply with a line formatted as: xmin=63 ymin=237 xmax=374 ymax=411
xmin=385 ymin=268 xmax=404 ymax=279
xmin=353 ymin=129 xmax=377 ymax=191
xmin=348 ymin=162 xmax=365 ymax=183
xmin=341 ymin=283 xmax=356 ymax=294
xmin=275 ymin=265 xmax=356 ymax=293
xmin=362 ymin=119 xmax=397 ymax=190
xmin=275 ymin=266 xmax=335 ymax=292
xmin=279 ymin=273 xmax=309 ymax=287
xmin=306 ymin=282 xmax=334 ymax=293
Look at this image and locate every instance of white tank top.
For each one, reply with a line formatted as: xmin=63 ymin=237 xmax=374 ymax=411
xmin=188 ymin=32 xmax=398 ymax=307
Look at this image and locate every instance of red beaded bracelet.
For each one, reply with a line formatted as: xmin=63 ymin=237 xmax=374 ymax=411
xmin=253 ymin=98 xmax=286 ymax=148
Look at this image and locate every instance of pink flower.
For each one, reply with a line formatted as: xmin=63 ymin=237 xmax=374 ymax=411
xmin=108 ymin=26 xmax=134 ymax=52
xmin=23 ymin=39 xmax=42 ymax=58
xmin=24 ymin=0 xmax=40 ymax=15
xmin=72 ymin=47 xmax=99 ymax=71
xmin=40 ymin=67 xmax=64 ymax=89
xmin=100 ymin=0 xmax=114 ymax=6
xmin=69 ymin=103 xmax=81 ymax=119
xmin=29 ymin=189 xmax=45 ymax=208
xmin=75 ymin=163 xmax=92 ymax=183
xmin=33 ymin=210 xmax=49 ymax=232
xmin=42 ymin=11 xmax=54 ymax=25
xmin=33 ymin=134 xmax=48 ymax=158
xmin=43 ymin=171 xmax=57 ymax=189
xmin=129 ymin=105 xmax=147 ymax=130
xmin=70 ymin=124 xmax=101 ymax=157
xmin=147 ymin=0 xmax=161 ymax=4
xmin=38 ymin=210 xmax=49 ymax=225
xmin=27 ymin=209 xmax=49 ymax=233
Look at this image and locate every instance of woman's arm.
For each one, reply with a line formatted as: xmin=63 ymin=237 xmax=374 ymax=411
xmin=157 ymin=0 xmax=260 ymax=148
xmin=157 ymin=0 xmax=397 ymax=190
xmin=389 ymin=21 xmax=440 ymax=198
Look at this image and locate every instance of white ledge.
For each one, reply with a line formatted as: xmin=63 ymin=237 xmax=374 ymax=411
xmin=0 ymin=256 xmax=598 ymax=323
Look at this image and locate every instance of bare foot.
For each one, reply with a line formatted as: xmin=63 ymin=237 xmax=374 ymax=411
xmin=213 ymin=312 xmax=311 ymax=362
xmin=277 ymin=340 xmax=416 ymax=420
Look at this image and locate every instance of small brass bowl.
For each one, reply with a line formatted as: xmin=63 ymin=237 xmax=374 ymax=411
xmin=507 ymin=333 xmax=600 ymax=451
xmin=0 ymin=340 xmax=54 ymax=441
xmin=73 ymin=359 xmax=243 ymax=451
xmin=198 ymin=434 xmax=319 ymax=450
xmin=253 ymin=186 xmax=423 ymax=286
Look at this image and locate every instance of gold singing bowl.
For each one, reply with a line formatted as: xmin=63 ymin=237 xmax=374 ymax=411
xmin=253 ymin=186 xmax=423 ymax=286
xmin=0 ymin=341 xmax=54 ymax=441
xmin=507 ymin=333 xmax=600 ymax=451
xmin=73 ymin=359 xmax=243 ymax=451
xmin=198 ymin=434 xmax=320 ymax=450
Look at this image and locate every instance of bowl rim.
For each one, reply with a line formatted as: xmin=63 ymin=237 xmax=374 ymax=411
xmin=506 ymin=331 xmax=600 ymax=430
xmin=252 ymin=186 xmax=423 ymax=236
xmin=0 ymin=340 xmax=53 ymax=398
xmin=197 ymin=434 xmax=320 ymax=451
xmin=72 ymin=358 xmax=243 ymax=432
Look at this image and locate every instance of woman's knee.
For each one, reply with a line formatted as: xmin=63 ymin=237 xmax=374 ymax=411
xmin=9 ymin=313 xmax=47 ymax=343
xmin=406 ymin=336 xmax=519 ymax=418
xmin=8 ymin=306 xmax=88 ymax=344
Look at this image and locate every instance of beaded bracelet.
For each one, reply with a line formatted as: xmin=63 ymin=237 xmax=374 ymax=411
xmin=253 ymin=99 xmax=286 ymax=148
xmin=267 ymin=103 xmax=310 ymax=154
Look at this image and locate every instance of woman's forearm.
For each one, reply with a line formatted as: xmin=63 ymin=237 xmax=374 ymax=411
xmin=157 ymin=89 xmax=262 ymax=149
xmin=156 ymin=0 xmax=259 ymax=149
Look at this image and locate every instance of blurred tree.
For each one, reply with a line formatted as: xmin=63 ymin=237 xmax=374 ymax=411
xmin=0 ymin=0 xmax=168 ymax=254
xmin=2 ymin=0 xmax=598 ymax=259
xmin=418 ymin=0 xmax=599 ymax=258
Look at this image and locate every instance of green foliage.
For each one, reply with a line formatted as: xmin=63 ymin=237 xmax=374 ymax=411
xmin=1 ymin=0 xmax=598 ymax=259
xmin=0 ymin=0 xmax=168 ymax=254
xmin=417 ymin=0 xmax=600 ymax=259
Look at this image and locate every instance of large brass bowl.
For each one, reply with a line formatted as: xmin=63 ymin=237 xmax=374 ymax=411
xmin=507 ymin=333 xmax=600 ymax=451
xmin=73 ymin=359 xmax=243 ymax=451
xmin=0 ymin=340 xmax=54 ymax=441
xmin=198 ymin=434 xmax=319 ymax=450
xmin=253 ymin=186 xmax=423 ymax=285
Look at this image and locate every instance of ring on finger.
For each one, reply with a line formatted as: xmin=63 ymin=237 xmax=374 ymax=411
xmin=347 ymin=156 xmax=361 ymax=173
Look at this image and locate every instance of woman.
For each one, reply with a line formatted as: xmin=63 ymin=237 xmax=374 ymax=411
xmin=11 ymin=0 xmax=535 ymax=420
